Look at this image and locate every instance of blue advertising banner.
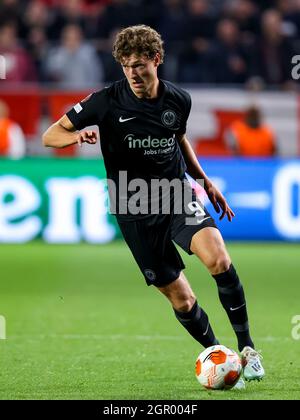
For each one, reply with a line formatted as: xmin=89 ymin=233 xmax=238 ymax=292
xmin=200 ymin=158 xmax=300 ymax=241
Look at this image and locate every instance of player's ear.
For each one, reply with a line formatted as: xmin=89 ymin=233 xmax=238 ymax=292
xmin=154 ymin=53 xmax=161 ymax=67
xmin=120 ymin=58 xmax=126 ymax=73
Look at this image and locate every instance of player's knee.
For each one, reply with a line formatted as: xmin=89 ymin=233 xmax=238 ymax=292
xmin=206 ymin=255 xmax=231 ymax=275
xmin=173 ymin=294 xmax=196 ymax=312
xmin=158 ymin=275 xmax=196 ymax=312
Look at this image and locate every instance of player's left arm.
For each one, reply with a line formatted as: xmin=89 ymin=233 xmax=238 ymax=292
xmin=178 ymin=134 xmax=235 ymax=222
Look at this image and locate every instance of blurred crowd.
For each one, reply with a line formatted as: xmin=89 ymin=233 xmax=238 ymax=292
xmin=0 ymin=0 xmax=300 ymax=89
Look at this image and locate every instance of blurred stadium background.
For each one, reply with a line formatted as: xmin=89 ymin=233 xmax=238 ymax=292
xmin=0 ymin=0 xmax=300 ymax=400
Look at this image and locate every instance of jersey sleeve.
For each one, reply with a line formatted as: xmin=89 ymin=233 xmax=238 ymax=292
xmin=178 ymin=91 xmax=192 ymax=135
xmin=66 ymin=89 xmax=109 ymax=130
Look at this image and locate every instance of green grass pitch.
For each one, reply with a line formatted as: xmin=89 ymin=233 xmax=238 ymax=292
xmin=0 ymin=241 xmax=299 ymax=400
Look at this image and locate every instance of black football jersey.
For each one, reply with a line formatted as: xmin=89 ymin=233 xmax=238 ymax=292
xmin=66 ymin=78 xmax=191 ymax=220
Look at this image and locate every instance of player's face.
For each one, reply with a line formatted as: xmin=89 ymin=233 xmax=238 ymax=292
xmin=121 ymin=54 xmax=160 ymax=98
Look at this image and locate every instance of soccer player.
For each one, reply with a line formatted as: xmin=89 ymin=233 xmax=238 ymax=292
xmin=43 ymin=25 xmax=264 ymax=382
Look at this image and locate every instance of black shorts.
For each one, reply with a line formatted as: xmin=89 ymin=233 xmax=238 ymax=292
xmin=117 ymin=188 xmax=218 ymax=287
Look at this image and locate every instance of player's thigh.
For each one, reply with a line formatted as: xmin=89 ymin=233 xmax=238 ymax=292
xmin=190 ymin=227 xmax=231 ymax=274
xmin=171 ymin=181 xmax=218 ymax=256
xmin=117 ymin=217 xmax=185 ymax=287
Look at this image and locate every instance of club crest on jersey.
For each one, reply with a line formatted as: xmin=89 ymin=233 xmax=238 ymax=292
xmin=161 ymin=110 xmax=176 ymax=127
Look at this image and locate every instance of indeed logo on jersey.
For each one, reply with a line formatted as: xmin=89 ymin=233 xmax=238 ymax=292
xmin=124 ymin=134 xmax=175 ymax=156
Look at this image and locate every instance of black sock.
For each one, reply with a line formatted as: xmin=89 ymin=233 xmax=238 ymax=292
xmin=213 ymin=264 xmax=254 ymax=352
xmin=174 ymin=300 xmax=219 ymax=348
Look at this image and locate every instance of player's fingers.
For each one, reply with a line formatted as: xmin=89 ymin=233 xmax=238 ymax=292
xmin=220 ymin=206 xmax=235 ymax=222
xmin=210 ymin=195 xmax=220 ymax=213
xmin=81 ymin=131 xmax=97 ymax=144
xmin=212 ymin=203 xmax=220 ymax=214
xmin=219 ymin=207 xmax=227 ymax=221
xmin=86 ymin=137 xmax=97 ymax=144
xmin=225 ymin=210 xmax=232 ymax=222
xmin=225 ymin=206 xmax=235 ymax=221
xmin=217 ymin=195 xmax=228 ymax=215
xmin=87 ymin=130 xmax=97 ymax=139
xmin=218 ymin=198 xmax=230 ymax=221
xmin=86 ymin=131 xmax=97 ymax=143
xmin=229 ymin=208 xmax=235 ymax=219
xmin=215 ymin=204 xmax=221 ymax=214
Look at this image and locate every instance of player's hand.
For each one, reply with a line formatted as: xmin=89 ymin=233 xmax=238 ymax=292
xmin=205 ymin=184 xmax=235 ymax=222
xmin=77 ymin=130 xmax=98 ymax=147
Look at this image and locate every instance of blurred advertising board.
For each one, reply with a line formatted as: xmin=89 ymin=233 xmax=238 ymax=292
xmin=201 ymin=158 xmax=300 ymax=241
xmin=0 ymin=158 xmax=116 ymax=243
xmin=0 ymin=158 xmax=299 ymax=243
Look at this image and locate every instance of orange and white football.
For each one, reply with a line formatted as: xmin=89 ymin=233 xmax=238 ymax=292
xmin=195 ymin=345 xmax=242 ymax=390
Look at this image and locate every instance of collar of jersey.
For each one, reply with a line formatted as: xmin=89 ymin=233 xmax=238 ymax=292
xmin=125 ymin=79 xmax=166 ymax=110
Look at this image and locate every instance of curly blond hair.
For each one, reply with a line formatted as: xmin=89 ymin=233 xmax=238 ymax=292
xmin=112 ymin=25 xmax=164 ymax=64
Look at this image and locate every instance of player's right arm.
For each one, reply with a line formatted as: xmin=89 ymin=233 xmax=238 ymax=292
xmin=42 ymin=114 xmax=97 ymax=149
